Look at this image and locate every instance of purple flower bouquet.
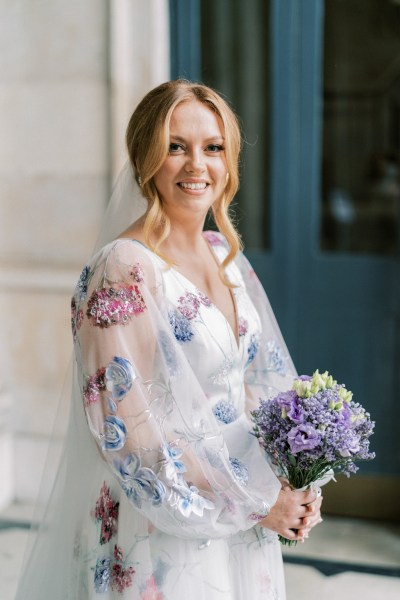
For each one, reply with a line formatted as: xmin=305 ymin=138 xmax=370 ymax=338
xmin=251 ymin=370 xmax=375 ymax=546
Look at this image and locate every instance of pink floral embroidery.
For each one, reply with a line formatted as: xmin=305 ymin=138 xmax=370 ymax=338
xmin=260 ymin=572 xmax=273 ymax=594
xmin=177 ymin=292 xmax=201 ymax=320
xmin=92 ymin=482 xmax=119 ymax=545
xmin=129 ymin=262 xmax=144 ymax=283
xmin=86 ymin=285 xmax=146 ymax=328
xmin=111 ymin=545 xmax=135 ymax=593
xmin=238 ymin=316 xmax=248 ymax=337
xmin=83 ymin=367 xmax=106 ymax=406
xmin=248 ymin=512 xmax=266 ymax=522
xmin=141 ymin=575 xmax=165 ymax=600
xmin=203 ymin=231 xmax=224 ymax=246
xmin=197 ymin=291 xmax=212 ymax=307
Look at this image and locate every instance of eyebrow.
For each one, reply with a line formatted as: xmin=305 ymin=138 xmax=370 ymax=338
xmin=169 ymin=135 xmax=225 ymax=143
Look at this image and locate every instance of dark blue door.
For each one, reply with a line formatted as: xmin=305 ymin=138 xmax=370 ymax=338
xmin=170 ymin=0 xmax=400 ymax=518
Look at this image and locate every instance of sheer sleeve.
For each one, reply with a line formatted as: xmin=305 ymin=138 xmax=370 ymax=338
xmin=234 ymin=250 xmax=297 ymax=415
xmin=72 ymin=240 xmax=280 ymax=540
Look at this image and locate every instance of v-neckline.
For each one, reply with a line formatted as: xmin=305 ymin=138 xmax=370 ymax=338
xmin=124 ymin=237 xmax=241 ymax=349
xmin=170 ymin=267 xmax=241 ymax=350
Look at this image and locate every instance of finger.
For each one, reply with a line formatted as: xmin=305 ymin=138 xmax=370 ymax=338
xmin=303 ymin=487 xmax=321 ymax=505
xmin=305 ymin=512 xmax=324 ymax=529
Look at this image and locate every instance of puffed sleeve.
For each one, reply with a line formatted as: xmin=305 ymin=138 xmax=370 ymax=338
xmin=234 ymin=250 xmax=297 ymax=415
xmin=72 ymin=240 xmax=279 ymax=540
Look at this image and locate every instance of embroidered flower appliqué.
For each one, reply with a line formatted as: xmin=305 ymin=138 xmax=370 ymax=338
xmin=111 ymin=545 xmax=136 ymax=594
xmin=113 ymin=453 xmax=167 ymax=508
xmin=141 ymin=575 xmax=165 ymax=600
xmin=169 ymin=310 xmax=194 ymax=342
xmin=213 ymin=399 xmax=237 ymax=424
xmin=71 ymin=297 xmax=84 ymax=339
xmin=86 ymin=285 xmax=146 ymax=328
xmin=246 ymin=333 xmax=260 ymax=367
xmin=202 ymin=230 xmax=225 ymax=247
xmin=94 ymin=545 xmax=135 ymax=594
xmin=162 ymin=443 xmax=187 ymax=481
xmin=265 ymin=339 xmax=287 ymax=375
xmin=102 ymin=416 xmax=127 ymax=452
xmin=159 ymin=330 xmax=180 ymax=376
xmin=92 ymin=482 xmax=119 ymax=545
xmin=105 ymin=356 xmax=136 ymax=401
xmin=75 ymin=265 xmax=92 ymax=301
xmin=171 ymin=483 xmax=215 ymax=518
xmin=238 ymin=316 xmax=248 ymax=337
xmin=177 ymin=291 xmax=201 ymax=320
xmin=229 ymin=457 xmax=249 ymax=485
xmin=129 ymin=262 xmax=144 ymax=283
xmin=83 ymin=367 xmax=106 ymax=406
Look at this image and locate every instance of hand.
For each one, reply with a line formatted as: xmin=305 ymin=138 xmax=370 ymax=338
xmin=259 ymin=485 xmax=323 ymax=542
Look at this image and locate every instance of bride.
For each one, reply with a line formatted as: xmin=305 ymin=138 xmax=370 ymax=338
xmin=15 ymin=80 xmax=322 ymax=599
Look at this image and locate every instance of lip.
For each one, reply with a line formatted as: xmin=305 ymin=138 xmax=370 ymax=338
xmin=176 ymin=179 xmax=211 ymax=193
xmin=177 ymin=179 xmax=210 ymax=185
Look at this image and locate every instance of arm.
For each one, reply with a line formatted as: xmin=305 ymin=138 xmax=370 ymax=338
xmin=73 ymin=240 xmax=280 ymax=539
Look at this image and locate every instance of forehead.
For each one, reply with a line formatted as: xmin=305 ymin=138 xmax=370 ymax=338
xmin=169 ymin=99 xmax=224 ymax=137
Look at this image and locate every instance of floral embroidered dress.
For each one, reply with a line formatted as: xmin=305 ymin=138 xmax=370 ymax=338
xmin=18 ymin=232 xmax=296 ymax=600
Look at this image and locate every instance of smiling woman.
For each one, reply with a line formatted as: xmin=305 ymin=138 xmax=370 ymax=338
xmin=15 ymin=80 xmax=323 ymax=600
xmin=153 ymin=101 xmax=228 ymax=221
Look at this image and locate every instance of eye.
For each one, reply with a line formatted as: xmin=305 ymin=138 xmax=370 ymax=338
xmin=169 ymin=142 xmax=184 ymax=153
xmin=206 ymin=144 xmax=224 ymax=153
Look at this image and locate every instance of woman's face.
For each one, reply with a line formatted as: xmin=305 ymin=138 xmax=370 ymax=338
xmin=153 ymin=99 xmax=228 ymax=221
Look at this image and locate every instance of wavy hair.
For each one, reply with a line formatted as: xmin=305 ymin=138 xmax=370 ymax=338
xmin=126 ymin=80 xmax=243 ymax=283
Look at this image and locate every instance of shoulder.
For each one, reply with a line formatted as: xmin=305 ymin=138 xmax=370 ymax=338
xmin=83 ymin=239 xmax=162 ymax=290
xmin=202 ymin=230 xmax=230 ymax=250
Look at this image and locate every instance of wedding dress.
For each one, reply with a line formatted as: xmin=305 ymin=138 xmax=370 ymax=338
xmin=15 ymin=166 xmax=296 ymax=600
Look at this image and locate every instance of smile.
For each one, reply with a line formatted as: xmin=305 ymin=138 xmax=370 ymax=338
xmin=178 ymin=182 xmax=208 ymax=190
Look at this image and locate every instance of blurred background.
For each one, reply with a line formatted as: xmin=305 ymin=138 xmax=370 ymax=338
xmin=0 ymin=0 xmax=399 ymax=598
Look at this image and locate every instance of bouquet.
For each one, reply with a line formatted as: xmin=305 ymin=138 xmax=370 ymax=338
xmin=251 ymin=370 xmax=375 ymax=546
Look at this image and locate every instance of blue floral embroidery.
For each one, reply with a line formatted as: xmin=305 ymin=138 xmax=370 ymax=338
xmin=265 ymin=340 xmax=287 ymax=375
xmin=75 ymin=265 xmax=91 ymax=301
xmin=213 ymin=399 xmax=237 ymax=424
xmin=105 ymin=356 xmax=136 ymax=400
xmin=159 ymin=330 xmax=180 ymax=376
xmin=102 ymin=416 xmax=127 ymax=452
xmin=94 ymin=556 xmax=111 ymax=593
xmin=93 ymin=547 xmax=135 ymax=594
xmin=246 ymin=333 xmax=260 ymax=367
xmin=171 ymin=482 xmax=215 ymax=518
xmin=162 ymin=443 xmax=187 ymax=481
xmin=113 ymin=453 xmax=166 ymax=508
xmin=229 ymin=457 xmax=249 ymax=485
xmin=169 ymin=310 xmax=194 ymax=342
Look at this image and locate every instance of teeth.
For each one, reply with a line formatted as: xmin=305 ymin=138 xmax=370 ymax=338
xmin=179 ymin=182 xmax=207 ymax=190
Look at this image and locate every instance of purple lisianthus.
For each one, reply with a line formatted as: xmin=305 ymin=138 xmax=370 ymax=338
xmin=276 ymin=390 xmax=297 ymax=413
xmin=252 ymin=369 xmax=374 ymax=550
xmin=287 ymin=401 xmax=304 ymax=424
xmin=288 ymin=424 xmax=321 ymax=454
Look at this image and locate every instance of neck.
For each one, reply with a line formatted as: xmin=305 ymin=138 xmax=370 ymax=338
xmin=160 ymin=220 xmax=207 ymax=254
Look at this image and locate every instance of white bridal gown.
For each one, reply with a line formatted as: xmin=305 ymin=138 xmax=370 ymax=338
xmin=16 ymin=231 xmax=296 ymax=600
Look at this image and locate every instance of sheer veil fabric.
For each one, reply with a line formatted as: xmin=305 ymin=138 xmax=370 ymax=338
xmin=14 ymin=163 xmax=147 ymax=598
xmin=15 ymin=162 xmax=297 ymax=599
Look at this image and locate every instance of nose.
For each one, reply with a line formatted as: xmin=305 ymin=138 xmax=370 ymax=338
xmin=184 ymin=149 xmax=205 ymax=174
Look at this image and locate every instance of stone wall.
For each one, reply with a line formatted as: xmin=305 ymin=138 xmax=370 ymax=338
xmin=0 ymin=0 xmax=169 ymax=506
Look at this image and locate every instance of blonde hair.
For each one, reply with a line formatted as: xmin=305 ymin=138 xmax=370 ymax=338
xmin=126 ymin=80 xmax=243 ymax=283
